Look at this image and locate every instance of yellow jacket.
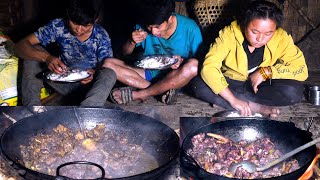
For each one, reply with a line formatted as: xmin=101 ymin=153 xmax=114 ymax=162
xmin=201 ymin=21 xmax=308 ymax=94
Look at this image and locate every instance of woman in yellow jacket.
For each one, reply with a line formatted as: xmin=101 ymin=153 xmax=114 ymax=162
xmin=191 ymin=0 xmax=308 ymax=117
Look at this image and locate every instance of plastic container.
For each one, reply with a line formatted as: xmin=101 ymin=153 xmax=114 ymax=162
xmin=307 ymin=85 xmax=320 ymax=106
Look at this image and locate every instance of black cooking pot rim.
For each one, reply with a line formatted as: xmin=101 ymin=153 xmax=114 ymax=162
xmin=180 ymin=118 xmax=315 ymax=180
xmin=0 ymin=107 xmax=180 ymax=180
xmin=181 ymin=117 xmax=306 ymax=147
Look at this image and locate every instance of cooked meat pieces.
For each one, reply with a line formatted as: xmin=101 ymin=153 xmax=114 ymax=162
xmin=187 ymin=133 xmax=300 ymax=179
xmin=20 ymin=124 xmax=158 ymax=179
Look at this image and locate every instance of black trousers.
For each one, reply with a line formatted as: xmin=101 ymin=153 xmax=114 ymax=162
xmin=190 ymin=76 xmax=305 ymax=109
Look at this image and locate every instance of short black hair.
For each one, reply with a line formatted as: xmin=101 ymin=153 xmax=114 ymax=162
xmin=238 ymin=0 xmax=284 ymax=31
xmin=66 ymin=0 xmax=100 ymax=25
xmin=136 ymin=0 xmax=175 ymax=26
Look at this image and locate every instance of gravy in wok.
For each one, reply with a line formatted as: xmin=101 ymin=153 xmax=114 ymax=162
xmin=187 ymin=133 xmax=300 ymax=179
xmin=20 ymin=124 xmax=158 ymax=179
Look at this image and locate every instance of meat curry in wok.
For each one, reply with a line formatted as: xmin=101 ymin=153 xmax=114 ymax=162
xmin=20 ymin=124 xmax=158 ymax=179
xmin=187 ymin=133 xmax=300 ymax=179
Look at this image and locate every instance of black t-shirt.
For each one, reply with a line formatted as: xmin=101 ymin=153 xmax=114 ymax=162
xmin=243 ymin=40 xmax=265 ymax=74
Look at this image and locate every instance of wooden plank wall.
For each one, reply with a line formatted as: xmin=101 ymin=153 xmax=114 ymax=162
xmin=176 ymin=0 xmax=320 ymax=42
xmin=297 ymin=27 xmax=320 ymax=72
xmin=272 ymin=0 xmax=320 ymax=42
xmin=0 ymin=0 xmax=22 ymax=32
xmin=264 ymin=0 xmax=320 ymax=72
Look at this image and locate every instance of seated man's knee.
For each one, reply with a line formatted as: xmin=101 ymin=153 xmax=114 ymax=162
xmin=102 ymin=58 xmax=118 ymax=69
xmin=184 ymin=58 xmax=198 ymax=77
xmin=98 ymin=67 xmax=117 ymax=80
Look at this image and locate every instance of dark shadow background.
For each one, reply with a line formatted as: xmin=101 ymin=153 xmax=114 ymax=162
xmin=101 ymin=0 xmax=137 ymax=56
xmin=7 ymin=0 xmax=250 ymax=56
xmin=8 ymin=0 xmax=65 ymax=42
xmin=8 ymin=0 xmax=137 ymax=57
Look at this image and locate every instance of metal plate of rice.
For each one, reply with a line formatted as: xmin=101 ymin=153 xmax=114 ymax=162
xmin=135 ymin=55 xmax=178 ymax=70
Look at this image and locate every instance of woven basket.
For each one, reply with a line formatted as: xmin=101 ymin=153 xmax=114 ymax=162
xmin=193 ymin=0 xmax=236 ymax=29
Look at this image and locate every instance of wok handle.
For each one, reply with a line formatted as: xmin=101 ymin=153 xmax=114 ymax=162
xmin=180 ymin=151 xmax=201 ymax=169
xmin=180 ymin=151 xmax=210 ymax=178
xmin=257 ymin=137 xmax=320 ymax=172
xmin=55 ymin=161 xmax=106 ymax=180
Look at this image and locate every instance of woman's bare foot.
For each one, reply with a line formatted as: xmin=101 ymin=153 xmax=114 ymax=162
xmin=248 ymin=101 xmax=280 ymax=118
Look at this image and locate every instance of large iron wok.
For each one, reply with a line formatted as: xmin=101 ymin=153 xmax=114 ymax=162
xmin=180 ymin=117 xmax=316 ymax=180
xmin=0 ymin=107 xmax=180 ymax=180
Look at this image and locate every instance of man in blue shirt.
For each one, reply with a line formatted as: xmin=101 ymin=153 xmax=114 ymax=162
xmin=104 ymin=0 xmax=203 ymax=104
xmin=14 ymin=0 xmax=116 ymax=106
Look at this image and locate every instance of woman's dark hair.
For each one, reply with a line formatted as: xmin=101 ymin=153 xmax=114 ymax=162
xmin=238 ymin=0 xmax=284 ymax=31
xmin=136 ymin=0 xmax=175 ymax=26
xmin=66 ymin=0 xmax=100 ymax=25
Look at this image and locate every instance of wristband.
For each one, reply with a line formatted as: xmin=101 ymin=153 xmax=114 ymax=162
xmin=266 ymin=66 xmax=272 ymax=79
xmin=259 ymin=67 xmax=268 ymax=80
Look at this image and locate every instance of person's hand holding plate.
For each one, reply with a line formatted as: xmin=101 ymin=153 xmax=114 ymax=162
xmin=80 ymin=69 xmax=94 ymax=85
xmin=170 ymin=55 xmax=183 ymax=70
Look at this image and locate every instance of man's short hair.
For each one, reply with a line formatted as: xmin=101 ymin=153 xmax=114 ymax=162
xmin=136 ymin=0 xmax=175 ymax=26
xmin=66 ymin=0 xmax=100 ymax=25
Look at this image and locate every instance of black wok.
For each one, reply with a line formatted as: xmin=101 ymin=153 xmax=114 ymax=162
xmin=180 ymin=117 xmax=316 ymax=180
xmin=0 ymin=107 xmax=180 ymax=180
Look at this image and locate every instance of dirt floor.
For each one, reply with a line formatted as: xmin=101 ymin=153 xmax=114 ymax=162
xmin=40 ymin=71 xmax=320 ymax=141
xmin=0 ymin=72 xmax=320 ymax=180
